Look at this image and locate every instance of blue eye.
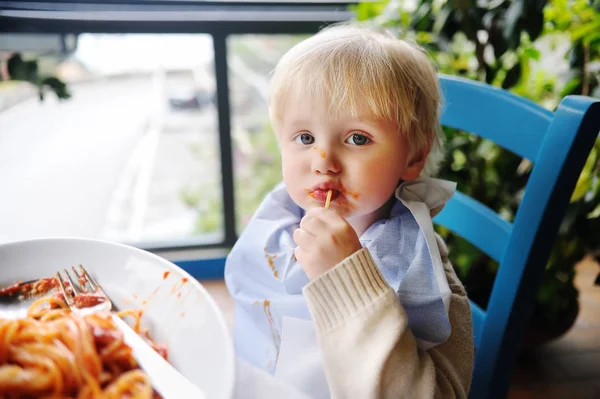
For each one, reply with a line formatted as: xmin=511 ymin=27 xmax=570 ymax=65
xmin=295 ymin=133 xmax=315 ymax=145
xmin=346 ymin=133 xmax=370 ymax=146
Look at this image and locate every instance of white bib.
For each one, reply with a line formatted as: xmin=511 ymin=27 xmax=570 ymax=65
xmin=225 ymin=178 xmax=456 ymax=396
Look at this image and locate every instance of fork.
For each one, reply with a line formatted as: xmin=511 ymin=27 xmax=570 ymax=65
xmin=56 ymin=266 xmax=206 ymax=399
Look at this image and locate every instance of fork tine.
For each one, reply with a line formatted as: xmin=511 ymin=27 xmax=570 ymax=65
xmin=78 ymin=264 xmax=98 ymax=292
xmin=70 ymin=265 xmax=89 ymax=294
xmin=71 ymin=266 xmax=83 ymax=292
xmin=55 ymin=272 xmax=74 ymax=308
xmin=63 ymin=268 xmax=81 ymax=295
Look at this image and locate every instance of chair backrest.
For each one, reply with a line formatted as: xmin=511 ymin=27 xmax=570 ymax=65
xmin=433 ymin=74 xmax=600 ymax=399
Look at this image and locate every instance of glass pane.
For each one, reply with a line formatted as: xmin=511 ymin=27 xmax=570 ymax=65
xmin=0 ymin=33 xmax=222 ymax=246
xmin=228 ymin=34 xmax=309 ymax=234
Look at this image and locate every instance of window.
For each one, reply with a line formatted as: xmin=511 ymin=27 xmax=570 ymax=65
xmin=0 ymin=34 xmax=223 ymax=246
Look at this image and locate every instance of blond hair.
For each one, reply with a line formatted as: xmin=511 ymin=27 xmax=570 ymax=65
xmin=269 ymin=23 xmax=444 ymax=175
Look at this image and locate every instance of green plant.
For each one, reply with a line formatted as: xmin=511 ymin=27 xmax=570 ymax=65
xmin=1 ymin=53 xmax=71 ymax=101
xmin=181 ymin=184 xmax=224 ymax=235
xmin=354 ymin=0 xmax=600 ymax=331
xmin=544 ymin=0 xmax=600 ymax=97
xmin=234 ymin=122 xmax=282 ymax=233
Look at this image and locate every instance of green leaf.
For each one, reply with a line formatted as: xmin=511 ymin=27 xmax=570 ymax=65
xmin=522 ymin=47 xmax=541 ymax=61
xmin=587 ymin=203 xmax=600 ymax=219
xmin=583 ymin=146 xmax=598 ymax=175
xmin=484 ymin=165 xmax=501 ymax=185
xmin=560 ymin=76 xmax=582 ymax=97
xmin=571 ymin=174 xmax=592 ymax=202
xmin=433 ymin=5 xmax=452 ymax=35
xmin=585 ymin=31 xmax=600 ymax=45
xmin=571 ymin=19 xmax=600 ymax=41
xmin=41 ymin=76 xmax=71 ymax=100
xmin=570 ymin=148 xmax=597 ymax=202
xmin=350 ymin=2 xmax=388 ymax=21
xmin=7 ymin=53 xmax=38 ymax=82
xmin=452 ymin=149 xmax=467 ymax=171
xmin=412 ymin=2 xmax=432 ymax=30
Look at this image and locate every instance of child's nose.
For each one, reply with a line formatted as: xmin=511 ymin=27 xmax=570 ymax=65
xmin=312 ymin=148 xmax=341 ymax=175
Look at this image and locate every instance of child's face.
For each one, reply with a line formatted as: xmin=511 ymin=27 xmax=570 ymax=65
xmin=277 ymin=97 xmax=425 ymax=223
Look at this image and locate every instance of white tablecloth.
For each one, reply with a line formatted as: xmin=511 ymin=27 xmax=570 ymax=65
xmin=233 ymin=358 xmax=311 ymax=399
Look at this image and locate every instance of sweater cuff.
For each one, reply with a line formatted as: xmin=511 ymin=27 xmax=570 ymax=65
xmin=303 ymin=247 xmax=392 ymax=332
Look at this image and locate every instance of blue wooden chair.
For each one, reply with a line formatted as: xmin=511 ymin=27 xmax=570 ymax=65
xmin=433 ymin=74 xmax=600 ymax=399
xmin=174 ymin=74 xmax=600 ymax=399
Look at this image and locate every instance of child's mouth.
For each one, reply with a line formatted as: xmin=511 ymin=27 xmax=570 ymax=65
xmin=309 ymin=189 xmax=341 ymax=202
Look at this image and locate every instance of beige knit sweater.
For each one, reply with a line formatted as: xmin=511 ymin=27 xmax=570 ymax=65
xmin=302 ymin=235 xmax=474 ymax=398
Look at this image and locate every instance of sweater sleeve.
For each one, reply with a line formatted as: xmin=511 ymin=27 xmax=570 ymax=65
xmin=302 ymin=235 xmax=474 ymax=399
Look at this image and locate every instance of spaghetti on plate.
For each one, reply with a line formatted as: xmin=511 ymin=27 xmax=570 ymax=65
xmin=0 ymin=296 xmax=166 ymax=398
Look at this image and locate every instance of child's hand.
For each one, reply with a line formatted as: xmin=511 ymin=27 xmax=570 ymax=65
xmin=293 ymin=207 xmax=362 ymax=280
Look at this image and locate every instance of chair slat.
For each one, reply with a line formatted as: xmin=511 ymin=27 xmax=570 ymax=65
xmin=434 ymin=191 xmax=512 ymax=263
xmin=440 ymin=75 xmax=553 ymax=161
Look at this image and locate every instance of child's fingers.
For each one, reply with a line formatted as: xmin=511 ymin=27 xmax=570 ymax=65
xmin=305 ymin=207 xmax=345 ymax=225
xmin=293 ymin=246 xmax=311 ymax=267
xmin=293 ymin=227 xmax=315 ymax=248
xmin=299 ymin=214 xmax=329 ymax=235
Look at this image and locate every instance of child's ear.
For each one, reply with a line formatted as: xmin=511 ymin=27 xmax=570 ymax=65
xmin=399 ymin=148 xmax=428 ymax=181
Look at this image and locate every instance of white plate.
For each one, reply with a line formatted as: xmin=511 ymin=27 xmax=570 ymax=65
xmin=0 ymin=237 xmax=235 ymax=399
